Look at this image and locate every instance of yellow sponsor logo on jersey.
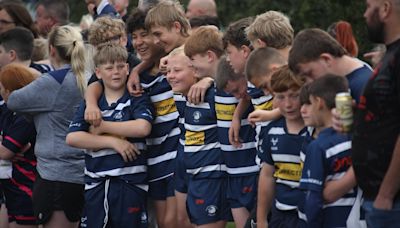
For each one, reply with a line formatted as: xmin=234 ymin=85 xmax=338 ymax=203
xmin=153 ymin=98 xmax=177 ymax=116
xmin=273 ymin=162 xmax=302 ymax=181
xmin=185 ymin=130 xmax=205 ymax=145
xmin=215 ymin=103 xmax=236 ymax=121
xmin=254 ymin=100 xmax=273 ymax=111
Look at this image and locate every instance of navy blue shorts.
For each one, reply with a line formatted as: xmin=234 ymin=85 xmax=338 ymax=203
xmin=81 ymin=178 xmax=148 ymax=228
xmin=227 ymin=175 xmax=257 ymax=210
xmin=269 ymin=204 xmax=299 ymax=228
xmin=148 ymin=175 xmax=175 ymax=200
xmin=2 ymin=178 xmax=36 ymax=225
xmin=186 ymin=178 xmax=230 ymax=225
xmin=174 ymin=151 xmax=188 ymax=193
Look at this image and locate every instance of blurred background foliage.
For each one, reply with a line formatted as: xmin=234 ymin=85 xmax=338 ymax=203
xmin=67 ymin=0 xmax=373 ymax=56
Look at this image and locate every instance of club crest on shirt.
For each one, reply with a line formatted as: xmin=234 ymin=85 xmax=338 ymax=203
xmin=113 ymin=111 xmax=123 ymax=120
xmin=271 ymin=138 xmax=278 ymax=150
xmin=193 ymin=111 xmax=202 ymax=123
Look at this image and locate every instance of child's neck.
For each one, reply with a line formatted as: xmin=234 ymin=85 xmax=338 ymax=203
xmin=104 ymin=87 xmax=125 ymax=106
xmin=318 ymin=110 xmax=333 ymax=131
xmin=285 ymin=117 xmax=305 ymax=134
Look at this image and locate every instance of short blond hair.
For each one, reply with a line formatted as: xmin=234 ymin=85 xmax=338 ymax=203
xmin=184 ymin=26 xmax=223 ymax=58
xmin=88 ymin=16 xmax=126 ymax=47
xmin=145 ymin=1 xmax=190 ymax=37
xmin=246 ymin=11 xmax=293 ymax=49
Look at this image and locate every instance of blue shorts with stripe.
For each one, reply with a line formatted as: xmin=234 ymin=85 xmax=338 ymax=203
xmin=81 ymin=178 xmax=148 ymax=228
xmin=186 ymin=177 xmax=231 ymax=225
xmin=226 ymin=175 xmax=257 ymax=211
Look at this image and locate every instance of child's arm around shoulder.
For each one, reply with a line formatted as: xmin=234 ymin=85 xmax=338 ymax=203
xmin=84 ymin=80 xmax=103 ymax=127
xmin=90 ymin=93 xmax=154 ymax=138
xmin=323 ymin=166 xmax=357 ymax=203
xmin=248 ymin=108 xmax=281 ymax=126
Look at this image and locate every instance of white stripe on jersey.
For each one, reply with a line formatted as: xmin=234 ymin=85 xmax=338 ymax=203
xmin=226 ymin=165 xmax=259 ymax=174
xmin=149 ymin=173 xmax=174 ymax=182
xmin=150 ymin=90 xmax=174 ymax=103
xmin=141 ymin=75 xmax=165 ymax=89
xmin=276 ymin=179 xmax=300 ymax=188
xmin=186 ymin=164 xmax=227 ymax=175
xmin=101 ymin=99 xmax=131 ymax=117
xmin=147 ymin=151 xmax=177 ymax=165
xmin=185 ymin=142 xmax=221 ymax=153
xmin=251 ymin=94 xmax=273 ymax=106
xmin=179 ymin=117 xmax=184 ymax=124
xmin=86 ymin=144 xmax=146 ymax=158
xmin=135 ymin=184 xmax=149 ymax=192
xmin=179 ymin=138 xmax=185 ymax=145
xmin=154 ymin=112 xmax=179 ymax=124
xmin=275 ymin=199 xmax=297 ymax=211
xmin=185 ymin=123 xmax=217 ymax=131
xmin=217 ymin=119 xmax=251 ymax=128
xmin=300 ymin=151 xmax=306 ymax=162
xmin=214 ymin=95 xmax=238 ymax=104
xmin=173 ymin=94 xmax=186 ymax=102
xmin=186 ymin=102 xmax=210 ymax=109
xmin=323 ymin=197 xmax=356 ymax=208
xmin=272 ymin=154 xmax=301 ymax=163
xmin=268 ymin=127 xmax=286 ymax=135
xmin=220 ymin=142 xmax=256 ymax=151
xmin=146 ymin=127 xmax=180 ymax=145
xmin=326 ymin=141 xmax=351 ymax=158
xmin=84 ymin=165 xmax=147 ymax=178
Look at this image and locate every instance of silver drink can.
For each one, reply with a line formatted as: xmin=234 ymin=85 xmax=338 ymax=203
xmin=335 ymin=92 xmax=353 ymax=132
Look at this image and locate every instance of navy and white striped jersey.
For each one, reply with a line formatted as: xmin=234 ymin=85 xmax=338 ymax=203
xmin=215 ymin=89 xmax=258 ymax=176
xmin=69 ymin=91 xmax=154 ymax=190
xmin=173 ymin=94 xmax=186 ymax=153
xmin=258 ymin=117 xmax=311 ymax=211
xmin=184 ymin=86 xmax=225 ymax=179
xmin=140 ymin=71 xmax=179 ymax=182
xmin=300 ymin=127 xmax=355 ymax=227
xmin=247 ymin=82 xmax=274 ymax=112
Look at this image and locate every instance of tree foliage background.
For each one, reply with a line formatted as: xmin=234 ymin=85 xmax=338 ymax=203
xmin=68 ymin=0 xmax=373 ymax=56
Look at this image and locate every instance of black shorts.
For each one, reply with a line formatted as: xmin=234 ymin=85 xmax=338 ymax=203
xmin=32 ymin=175 xmax=84 ymax=224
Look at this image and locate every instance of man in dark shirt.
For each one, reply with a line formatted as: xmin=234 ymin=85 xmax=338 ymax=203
xmin=352 ymin=0 xmax=400 ymax=226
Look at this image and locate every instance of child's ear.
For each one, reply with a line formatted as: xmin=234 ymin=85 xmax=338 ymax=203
xmin=316 ymin=96 xmax=326 ymax=110
xmin=319 ymin=53 xmax=334 ymax=66
xmin=8 ymin=50 xmax=16 ymax=62
xmin=256 ymin=38 xmax=266 ymax=48
xmin=241 ymin=45 xmax=252 ymax=58
xmin=95 ymin=67 xmax=102 ymax=79
xmin=206 ymin=50 xmax=216 ymax=63
xmin=172 ymin=21 xmax=182 ymax=33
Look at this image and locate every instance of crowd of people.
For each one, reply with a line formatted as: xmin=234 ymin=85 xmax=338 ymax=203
xmin=0 ymin=0 xmax=398 ymax=228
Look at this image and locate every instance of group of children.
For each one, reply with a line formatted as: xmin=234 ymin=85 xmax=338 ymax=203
xmin=0 ymin=0 xmax=374 ymax=228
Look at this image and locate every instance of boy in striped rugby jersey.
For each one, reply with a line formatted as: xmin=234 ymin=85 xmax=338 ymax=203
xmin=67 ymin=43 xmax=154 ymax=228
xmin=257 ymin=66 xmax=310 ymax=228
xmin=299 ymin=75 xmax=356 ymax=228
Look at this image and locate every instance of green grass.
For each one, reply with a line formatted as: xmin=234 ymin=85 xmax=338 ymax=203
xmin=226 ymin=222 xmax=236 ymax=228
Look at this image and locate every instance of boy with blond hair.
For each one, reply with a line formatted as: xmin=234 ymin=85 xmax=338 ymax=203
xmin=183 ymin=27 xmax=230 ymax=228
xmin=67 ymin=43 xmax=154 ymax=227
xmin=245 ymin=10 xmax=293 ymax=59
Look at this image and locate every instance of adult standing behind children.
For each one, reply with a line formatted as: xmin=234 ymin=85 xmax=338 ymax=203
xmin=35 ymin=0 xmax=69 ymax=38
xmin=6 ymin=25 xmax=87 ymax=228
xmin=351 ymin=0 xmax=400 ymax=226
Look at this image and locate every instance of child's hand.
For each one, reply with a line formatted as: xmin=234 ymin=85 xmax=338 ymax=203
xmin=331 ymin=108 xmax=345 ymax=133
xmin=248 ymin=109 xmax=266 ymax=127
xmin=85 ymin=105 xmax=102 ymax=127
xmin=112 ymin=138 xmax=140 ymax=162
xmin=89 ymin=124 xmax=103 ymax=135
xmin=159 ymin=56 xmax=168 ymax=74
xmin=187 ymin=77 xmax=213 ymax=104
xmin=229 ymin=117 xmax=242 ymax=148
xmin=127 ymin=70 xmax=144 ymax=97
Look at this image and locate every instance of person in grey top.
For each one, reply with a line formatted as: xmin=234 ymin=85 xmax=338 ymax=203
xmin=7 ymin=25 xmax=87 ymax=228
